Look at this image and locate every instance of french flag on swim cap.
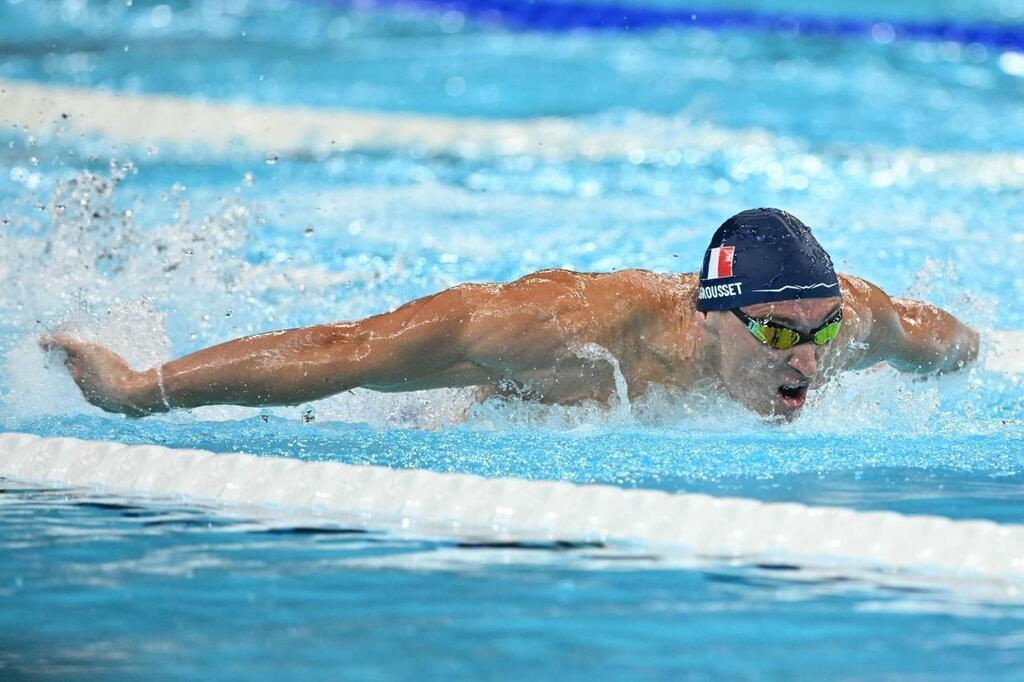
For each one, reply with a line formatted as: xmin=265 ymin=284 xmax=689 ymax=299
xmin=696 ymin=208 xmax=839 ymax=313
xmin=705 ymin=246 xmax=735 ymax=280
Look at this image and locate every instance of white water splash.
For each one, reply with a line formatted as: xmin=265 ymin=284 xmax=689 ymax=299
xmin=573 ymin=342 xmax=632 ymax=418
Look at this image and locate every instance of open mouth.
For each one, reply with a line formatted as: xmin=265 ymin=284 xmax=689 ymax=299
xmin=777 ymin=383 xmax=808 ymax=409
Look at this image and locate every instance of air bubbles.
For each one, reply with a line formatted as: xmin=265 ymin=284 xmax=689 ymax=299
xmin=327 ymin=16 xmax=351 ymax=40
xmin=9 ymin=167 xmax=41 ymax=189
xmin=999 ymin=51 xmax=1024 ymax=77
xmin=577 ymin=180 xmax=602 ymax=198
xmin=789 ymin=174 xmax=809 ymax=191
xmin=445 ymin=76 xmax=466 ymax=97
xmin=870 ymin=23 xmax=896 ymax=45
xmin=439 ymin=10 xmax=465 ymax=33
xmin=150 ymin=4 xmax=172 ymax=28
xmin=1000 ymin=0 xmax=1024 ymax=18
xmin=937 ymin=41 xmax=963 ymax=62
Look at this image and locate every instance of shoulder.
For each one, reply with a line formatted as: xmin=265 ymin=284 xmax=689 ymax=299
xmin=837 ymin=273 xmax=898 ymax=331
xmin=834 ymin=272 xmax=904 ymax=367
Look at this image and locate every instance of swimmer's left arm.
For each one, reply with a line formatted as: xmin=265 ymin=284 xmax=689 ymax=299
xmin=852 ymin=278 xmax=979 ymax=374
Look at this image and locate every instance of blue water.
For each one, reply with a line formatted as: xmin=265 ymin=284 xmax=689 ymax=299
xmin=2 ymin=0 xmax=1024 ymax=679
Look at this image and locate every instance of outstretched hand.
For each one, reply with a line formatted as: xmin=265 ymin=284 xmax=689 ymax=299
xmin=39 ymin=333 xmax=152 ymax=417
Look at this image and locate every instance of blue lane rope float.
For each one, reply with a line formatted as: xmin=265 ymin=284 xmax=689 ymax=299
xmin=334 ymin=0 xmax=1024 ymax=51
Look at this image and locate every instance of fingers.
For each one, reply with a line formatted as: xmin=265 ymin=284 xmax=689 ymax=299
xmin=35 ymin=332 xmax=149 ymax=417
xmin=38 ymin=334 xmax=84 ymax=380
xmin=38 ymin=332 xmax=100 ymax=394
xmin=38 ymin=334 xmax=60 ymax=354
xmin=38 ymin=332 xmax=78 ymax=355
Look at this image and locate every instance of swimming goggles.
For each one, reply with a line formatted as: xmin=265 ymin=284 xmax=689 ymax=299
xmin=731 ymin=307 xmax=843 ymax=350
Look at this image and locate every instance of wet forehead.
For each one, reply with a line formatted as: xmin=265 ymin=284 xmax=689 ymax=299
xmin=742 ymin=296 xmax=843 ymax=327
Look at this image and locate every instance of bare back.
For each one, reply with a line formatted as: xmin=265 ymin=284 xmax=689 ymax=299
xmin=455 ymin=269 xmax=702 ymax=403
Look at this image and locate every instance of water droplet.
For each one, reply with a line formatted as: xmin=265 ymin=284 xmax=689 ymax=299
xmin=444 ymin=76 xmax=466 ymax=97
xmin=439 ymin=10 xmax=465 ymax=33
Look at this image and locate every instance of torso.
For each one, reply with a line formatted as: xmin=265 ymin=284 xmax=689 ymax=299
xmin=464 ymin=269 xmax=707 ymax=405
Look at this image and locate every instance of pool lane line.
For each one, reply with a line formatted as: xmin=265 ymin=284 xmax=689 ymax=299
xmin=3 ymin=79 xmax=1023 ymax=190
xmin=1 ymin=431 xmax=1023 ymax=581
xmin=342 ymin=0 xmax=1024 ymax=50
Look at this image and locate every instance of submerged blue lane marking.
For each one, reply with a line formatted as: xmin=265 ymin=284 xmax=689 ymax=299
xmin=334 ymin=0 xmax=1024 ymax=50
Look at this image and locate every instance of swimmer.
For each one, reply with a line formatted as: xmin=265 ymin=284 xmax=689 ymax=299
xmin=41 ymin=208 xmax=979 ymax=420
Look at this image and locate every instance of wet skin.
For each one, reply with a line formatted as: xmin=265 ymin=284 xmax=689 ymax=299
xmin=40 ymin=269 xmax=979 ymax=419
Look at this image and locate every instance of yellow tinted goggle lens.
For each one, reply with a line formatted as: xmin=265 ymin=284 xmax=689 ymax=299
xmin=812 ymin=320 xmax=842 ymax=345
xmin=755 ymin=323 xmax=802 ymax=350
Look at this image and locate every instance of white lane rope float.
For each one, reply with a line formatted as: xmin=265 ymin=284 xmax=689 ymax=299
xmin=1 ymin=421 xmax=1023 ymax=581
xmin=2 ymin=79 xmax=1024 ymax=189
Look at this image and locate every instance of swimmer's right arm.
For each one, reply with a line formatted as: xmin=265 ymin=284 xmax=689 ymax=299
xmin=42 ymin=286 xmax=499 ymax=416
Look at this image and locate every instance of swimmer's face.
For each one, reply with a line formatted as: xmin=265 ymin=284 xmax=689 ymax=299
xmin=708 ymin=296 xmax=843 ymax=419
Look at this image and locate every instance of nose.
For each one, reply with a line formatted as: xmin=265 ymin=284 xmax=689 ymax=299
xmin=787 ymin=343 xmax=818 ymax=378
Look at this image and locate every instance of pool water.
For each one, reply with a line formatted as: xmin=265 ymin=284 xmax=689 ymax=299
xmin=2 ymin=0 xmax=1024 ymax=679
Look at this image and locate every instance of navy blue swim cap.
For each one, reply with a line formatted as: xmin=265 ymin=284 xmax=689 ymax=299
xmin=696 ymin=208 xmax=839 ymax=312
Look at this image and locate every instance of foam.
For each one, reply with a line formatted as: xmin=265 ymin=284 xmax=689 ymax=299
xmin=986 ymin=332 xmax=1024 ymax=373
xmin=1 ymin=431 xmax=1023 ymax=581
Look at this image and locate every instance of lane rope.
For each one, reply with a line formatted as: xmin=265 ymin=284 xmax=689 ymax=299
xmin=349 ymin=0 xmax=1024 ymax=50
xmin=2 ymin=79 xmax=1023 ymax=189
xmin=1 ymin=431 xmax=1022 ymax=579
